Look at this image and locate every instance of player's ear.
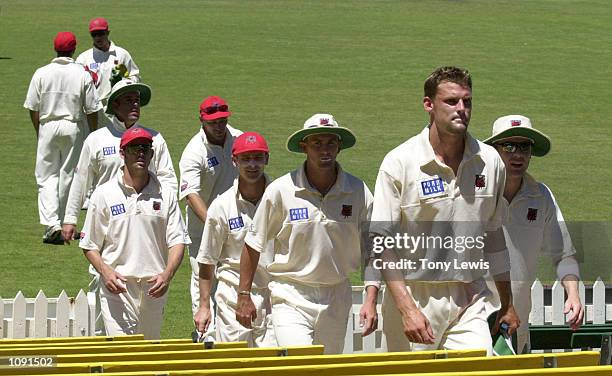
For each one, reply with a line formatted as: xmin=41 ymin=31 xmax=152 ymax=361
xmin=423 ymin=96 xmax=434 ymax=113
xmin=299 ymin=141 xmax=306 ymax=153
xmin=264 ymin=153 xmax=269 ymax=165
xmin=119 ymin=148 xmax=125 ymax=160
xmin=231 ymin=155 xmax=238 ymax=167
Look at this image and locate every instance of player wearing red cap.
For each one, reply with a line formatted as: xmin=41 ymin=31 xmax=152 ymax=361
xmin=76 ymin=17 xmax=140 ymax=127
xmin=24 ymin=31 xmax=101 ymax=244
xmin=179 ymin=96 xmax=243 ymax=333
xmin=79 ymin=127 xmax=189 ymax=339
xmin=194 ymin=132 xmax=276 ymax=346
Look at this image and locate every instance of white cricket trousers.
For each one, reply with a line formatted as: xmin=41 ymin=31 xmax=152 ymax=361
xmin=99 ymin=278 xmax=168 ymax=340
xmin=215 ymin=279 xmax=276 ymax=347
xmin=36 ymin=119 xmax=83 ymax=227
xmin=382 ymin=281 xmax=494 ymax=355
xmin=189 ymin=250 xmax=217 ymax=340
xmin=269 ymin=280 xmax=351 ymax=354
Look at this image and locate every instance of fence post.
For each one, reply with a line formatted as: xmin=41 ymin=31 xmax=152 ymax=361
xmin=33 ymin=290 xmax=48 ymax=338
xmin=56 ymin=291 xmax=70 ymax=337
xmin=593 ymin=278 xmax=606 ymax=325
xmin=73 ymin=290 xmax=89 ymax=336
xmin=551 ymin=281 xmax=565 ymax=325
xmin=11 ymin=292 xmax=26 ymax=339
xmin=578 ymin=281 xmax=586 ymax=325
xmin=530 ymin=279 xmax=544 ymax=325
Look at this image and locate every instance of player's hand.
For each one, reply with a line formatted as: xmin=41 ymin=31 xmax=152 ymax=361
xmin=359 ymin=301 xmax=378 ymax=337
xmin=194 ymin=306 xmax=212 ymax=333
xmin=492 ymin=304 xmax=520 ymax=336
xmin=147 ymin=272 xmax=171 ymax=298
xmin=564 ymin=294 xmax=584 ymax=330
xmin=236 ymin=294 xmax=257 ymax=329
xmin=62 ymin=224 xmax=76 ymax=245
xmin=101 ymin=266 xmax=127 ymax=294
xmin=400 ymin=306 xmax=435 ymax=344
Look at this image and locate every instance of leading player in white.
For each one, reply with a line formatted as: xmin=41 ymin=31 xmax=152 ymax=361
xmin=24 ymin=31 xmax=101 ymax=244
xmin=484 ymin=114 xmax=583 ymax=353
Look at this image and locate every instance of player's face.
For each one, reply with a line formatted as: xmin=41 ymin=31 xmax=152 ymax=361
xmin=300 ymin=133 xmax=341 ymax=169
xmin=424 ymin=81 xmax=472 ymax=135
xmin=494 ymin=137 xmax=532 ymax=179
xmin=90 ymin=30 xmax=110 ymax=51
xmin=233 ymin=151 xmax=268 ymax=184
xmin=120 ymin=143 xmax=154 ymax=173
xmin=112 ymin=91 xmax=141 ymax=125
xmin=202 ymin=118 xmax=228 ymax=146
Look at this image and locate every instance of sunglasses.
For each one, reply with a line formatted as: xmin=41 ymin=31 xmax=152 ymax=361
xmin=90 ymin=31 xmax=107 ymax=37
xmin=495 ymin=141 xmax=533 ymax=153
xmin=201 ymin=104 xmax=228 ymax=115
xmin=124 ymin=144 xmax=153 ymax=155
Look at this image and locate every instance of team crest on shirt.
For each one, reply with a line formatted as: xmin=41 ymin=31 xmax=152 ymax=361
xmin=152 ymin=201 xmax=161 ymax=211
xmin=180 ymin=182 xmax=188 ymax=192
xmin=207 ymin=156 xmax=219 ymax=168
xmin=341 ymin=205 xmax=353 ymax=218
xmin=289 ymin=208 xmax=309 ymax=221
xmin=527 ymin=208 xmax=538 ymax=222
xmin=103 ymin=146 xmax=116 ymax=156
xmin=474 ymin=174 xmax=486 ymax=189
xmin=110 ymin=203 xmax=126 ymax=216
xmin=228 ymin=216 xmax=245 ymax=230
xmin=79 ymin=231 xmax=85 ymax=239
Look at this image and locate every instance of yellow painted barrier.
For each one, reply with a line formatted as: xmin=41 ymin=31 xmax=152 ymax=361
xmin=0 ymin=350 xmax=598 ymax=375
xmin=0 ymin=335 xmax=144 ymax=345
xmin=0 ymin=338 xmax=192 ymax=349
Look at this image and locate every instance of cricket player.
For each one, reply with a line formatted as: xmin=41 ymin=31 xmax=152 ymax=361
xmin=80 ymin=127 xmax=188 ymax=340
xmin=76 ymin=17 xmax=140 ymax=126
xmin=62 ymin=79 xmax=177 ymax=242
xmin=484 ymin=114 xmax=583 ymax=353
xmin=194 ymin=132 xmax=276 ymax=347
xmin=236 ymin=114 xmax=373 ymax=354
xmin=366 ymin=66 xmax=519 ymax=355
xmin=179 ymin=96 xmax=243 ymax=323
xmin=24 ymin=31 xmax=101 ymax=245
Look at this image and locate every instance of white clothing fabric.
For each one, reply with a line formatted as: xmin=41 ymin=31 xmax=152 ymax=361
xmin=64 ymin=116 xmax=177 ymax=225
xmin=179 ymin=125 xmax=242 ymax=313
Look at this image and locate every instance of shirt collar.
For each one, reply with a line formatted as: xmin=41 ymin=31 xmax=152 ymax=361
xmin=111 ymin=116 xmax=142 ymax=133
xmin=417 ymin=125 xmax=483 ymax=168
xmin=515 ymin=173 xmax=542 ymax=199
xmin=51 ymin=57 xmax=74 ymax=64
xmin=233 ymin=174 xmax=272 ymax=204
xmin=294 ymin=162 xmax=351 ymax=195
xmin=93 ymin=41 xmax=116 ymax=53
xmin=117 ymin=168 xmax=161 ymax=195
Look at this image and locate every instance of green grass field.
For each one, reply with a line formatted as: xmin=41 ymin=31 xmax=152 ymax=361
xmin=1 ymin=1 xmax=611 ymax=338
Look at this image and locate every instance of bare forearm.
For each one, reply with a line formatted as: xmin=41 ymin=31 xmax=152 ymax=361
xmin=198 ymin=263 xmax=215 ymax=308
xmin=164 ymin=244 xmax=185 ymax=280
xmin=82 ymin=248 xmax=106 ymax=274
xmin=29 ymin=110 xmax=40 ymax=137
xmin=562 ymin=275 xmax=580 ymax=298
xmin=493 ymin=272 xmax=513 ymax=308
xmin=186 ymin=193 xmax=208 ymax=223
xmin=86 ymin=112 xmax=98 ymax=133
xmin=238 ymin=244 xmax=260 ymax=292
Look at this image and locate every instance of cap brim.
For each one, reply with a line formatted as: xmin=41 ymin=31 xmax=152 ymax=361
xmin=286 ymin=127 xmax=356 ymax=153
xmin=201 ymin=111 xmax=231 ymax=121
xmin=106 ymin=83 xmax=152 ymax=115
xmin=121 ymin=137 xmax=153 ymax=148
xmin=483 ymin=127 xmax=551 ymax=157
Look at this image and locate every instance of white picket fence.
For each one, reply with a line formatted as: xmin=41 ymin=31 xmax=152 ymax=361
xmin=344 ymin=278 xmax=612 ymax=353
xmin=0 ymin=290 xmax=95 ymax=339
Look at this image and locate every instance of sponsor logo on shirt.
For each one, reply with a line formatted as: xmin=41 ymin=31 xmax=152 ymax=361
xmin=89 ymin=62 xmax=100 ymax=70
xmin=228 ymin=216 xmax=244 ymax=230
xmin=289 ymin=208 xmax=309 ymax=221
xmin=110 ymin=203 xmax=126 ymax=216
xmin=341 ymin=204 xmax=352 ymax=217
xmin=103 ymin=146 xmax=116 ymax=156
xmin=420 ymin=177 xmax=444 ymax=196
xmin=527 ymin=208 xmax=538 ymax=222
xmin=153 ymin=201 xmax=161 ymax=211
xmin=474 ymin=174 xmax=486 ymax=189
xmin=207 ymin=156 xmax=219 ymax=168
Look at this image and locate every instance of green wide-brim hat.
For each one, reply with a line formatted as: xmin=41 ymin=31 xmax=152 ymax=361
xmin=105 ymin=79 xmax=152 ymax=115
xmin=483 ymin=115 xmax=551 ymax=157
xmin=286 ymin=113 xmax=356 ymax=153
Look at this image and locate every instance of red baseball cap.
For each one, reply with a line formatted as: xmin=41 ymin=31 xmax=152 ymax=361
xmin=199 ymin=96 xmax=232 ymax=121
xmin=120 ymin=127 xmax=153 ymax=148
xmin=232 ymin=132 xmax=269 ymax=156
xmin=54 ymin=32 xmax=77 ymax=52
xmin=89 ymin=17 xmax=109 ymax=32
